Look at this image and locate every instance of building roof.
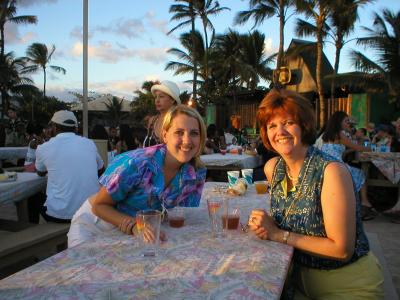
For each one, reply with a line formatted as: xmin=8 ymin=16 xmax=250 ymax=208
xmin=71 ymin=94 xmax=132 ymax=112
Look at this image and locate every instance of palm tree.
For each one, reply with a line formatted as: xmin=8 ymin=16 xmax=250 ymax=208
xmin=0 ymin=0 xmax=37 ymax=57
xmin=0 ymin=51 xmax=37 ymax=115
xmin=193 ymin=0 xmax=230 ymax=101
xmin=350 ymin=9 xmax=400 ymax=106
xmin=166 ymin=30 xmax=207 ymax=90
xmin=105 ymin=96 xmax=124 ymax=127
xmin=23 ymin=43 xmax=66 ymax=99
xmin=235 ymin=0 xmax=295 ymax=76
xmin=168 ymin=0 xmax=199 ymax=101
xmin=295 ymin=0 xmax=334 ymax=127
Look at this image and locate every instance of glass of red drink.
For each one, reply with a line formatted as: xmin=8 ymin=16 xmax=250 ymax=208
xmin=168 ymin=207 xmax=185 ymax=228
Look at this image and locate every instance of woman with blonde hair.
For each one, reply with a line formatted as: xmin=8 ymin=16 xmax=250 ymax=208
xmin=68 ymin=105 xmax=207 ymax=247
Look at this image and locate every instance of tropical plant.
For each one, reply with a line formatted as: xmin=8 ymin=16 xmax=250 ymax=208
xmin=130 ymin=81 xmax=158 ymax=126
xmin=193 ymin=0 xmax=230 ymax=101
xmin=294 ymin=0 xmax=335 ymax=127
xmin=168 ymin=0 xmax=199 ymax=100
xmin=235 ymin=0 xmax=295 ymax=74
xmin=0 ymin=0 xmax=37 ymax=57
xmin=0 ymin=51 xmax=37 ymax=116
xmin=23 ymin=43 xmax=66 ymax=99
xmin=350 ymin=9 xmax=400 ymax=106
xmin=105 ymin=96 xmax=124 ymax=127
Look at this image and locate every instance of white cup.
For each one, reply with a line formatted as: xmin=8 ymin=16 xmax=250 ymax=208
xmin=241 ymin=169 xmax=253 ymax=185
xmin=227 ymin=171 xmax=240 ymax=187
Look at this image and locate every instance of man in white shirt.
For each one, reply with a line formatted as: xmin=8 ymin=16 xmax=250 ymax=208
xmin=34 ymin=110 xmax=104 ymax=223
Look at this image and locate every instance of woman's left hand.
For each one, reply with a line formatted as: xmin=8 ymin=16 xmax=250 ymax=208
xmin=248 ymin=209 xmax=279 ymax=241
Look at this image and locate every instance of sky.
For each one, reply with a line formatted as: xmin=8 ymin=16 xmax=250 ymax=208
xmin=5 ymin=0 xmax=400 ymax=103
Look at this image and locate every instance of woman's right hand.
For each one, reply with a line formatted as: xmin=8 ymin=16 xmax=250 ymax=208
xmin=118 ymin=217 xmax=136 ymax=235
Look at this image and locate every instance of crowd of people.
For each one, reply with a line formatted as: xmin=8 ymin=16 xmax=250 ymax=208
xmin=3 ymin=83 xmax=400 ymax=298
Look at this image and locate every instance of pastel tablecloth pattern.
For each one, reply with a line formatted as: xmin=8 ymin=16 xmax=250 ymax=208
xmin=200 ymin=153 xmax=263 ymax=169
xmin=0 ymin=172 xmax=47 ymax=205
xmin=0 ymin=182 xmax=293 ymax=300
xmin=0 ymin=147 xmax=28 ymax=161
xmin=359 ymin=152 xmax=400 ymax=184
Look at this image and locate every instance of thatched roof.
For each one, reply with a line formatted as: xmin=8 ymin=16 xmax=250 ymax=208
xmin=71 ymin=95 xmax=132 ymax=112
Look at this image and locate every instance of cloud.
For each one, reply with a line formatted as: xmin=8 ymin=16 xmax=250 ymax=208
xmin=93 ymin=18 xmax=145 ymax=39
xmin=69 ymin=26 xmax=95 ymax=41
xmin=16 ymin=0 xmax=58 ymax=7
xmin=4 ymin=22 xmax=37 ymax=46
xmin=71 ymin=41 xmax=168 ymax=64
xmin=263 ymin=38 xmax=275 ymax=56
xmin=145 ymin=11 xmax=169 ymax=35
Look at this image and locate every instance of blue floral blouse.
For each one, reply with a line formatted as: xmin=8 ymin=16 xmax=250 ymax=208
xmin=99 ymin=144 xmax=207 ymax=217
xmin=270 ymin=146 xmax=369 ymax=270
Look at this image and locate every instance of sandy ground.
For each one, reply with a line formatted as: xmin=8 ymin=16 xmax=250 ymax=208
xmin=363 ymin=213 xmax=400 ymax=299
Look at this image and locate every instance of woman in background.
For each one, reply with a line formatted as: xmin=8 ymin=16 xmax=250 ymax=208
xmin=320 ymin=111 xmax=376 ymax=221
xmin=143 ymin=81 xmax=180 ymax=147
xmin=116 ymin=124 xmax=138 ymax=154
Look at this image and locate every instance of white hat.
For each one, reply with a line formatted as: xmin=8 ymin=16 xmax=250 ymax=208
xmin=151 ymin=80 xmax=181 ymax=104
xmin=50 ymin=110 xmax=78 ymax=127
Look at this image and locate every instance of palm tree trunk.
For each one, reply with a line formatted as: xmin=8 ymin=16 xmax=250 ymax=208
xmin=277 ymin=0 xmax=284 ymax=69
xmin=316 ymin=19 xmax=325 ymax=127
xmin=0 ymin=0 xmax=9 ymax=57
xmin=43 ymin=67 xmax=46 ymax=99
xmin=202 ymin=19 xmax=209 ymax=103
xmin=330 ymin=41 xmax=342 ymax=117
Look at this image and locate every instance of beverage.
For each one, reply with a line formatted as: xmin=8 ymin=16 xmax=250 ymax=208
xmin=169 ymin=217 xmax=185 ymax=228
xmin=221 ymin=215 xmax=240 ymax=230
xmin=207 ymin=199 xmax=224 ymax=237
xmin=220 ymin=149 xmax=227 ymax=155
xmin=254 ymin=181 xmax=268 ymax=194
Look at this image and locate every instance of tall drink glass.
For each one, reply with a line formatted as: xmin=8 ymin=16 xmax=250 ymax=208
xmin=136 ymin=210 xmax=162 ymax=257
xmin=206 ymin=195 xmax=225 ymax=238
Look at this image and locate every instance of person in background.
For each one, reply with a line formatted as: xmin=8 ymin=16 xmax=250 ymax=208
xmin=391 ymin=117 xmax=400 ymax=152
xmin=116 ymin=124 xmax=138 ymax=154
xmin=31 ymin=110 xmax=104 ymax=223
xmin=203 ymin=124 xmax=220 ymax=154
xmin=90 ymin=124 xmax=112 ymax=152
xmin=4 ymin=108 xmax=26 ymax=147
xmin=24 ymin=123 xmax=44 ymax=172
xmin=68 ymin=105 xmax=207 ymax=247
xmin=354 ymin=127 xmax=370 ymax=146
xmin=143 ymin=80 xmax=180 ymax=147
xmin=249 ymin=89 xmax=383 ymax=299
xmin=320 ymin=111 xmax=376 ymax=221
xmin=371 ymin=124 xmax=392 ymax=148
xmin=108 ymin=126 xmax=119 ymax=151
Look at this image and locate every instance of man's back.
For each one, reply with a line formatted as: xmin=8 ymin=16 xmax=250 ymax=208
xmin=35 ymin=132 xmax=104 ymax=219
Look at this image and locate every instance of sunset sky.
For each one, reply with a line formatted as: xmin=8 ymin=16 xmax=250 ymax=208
xmin=6 ymin=0 xmax=400 ymax=102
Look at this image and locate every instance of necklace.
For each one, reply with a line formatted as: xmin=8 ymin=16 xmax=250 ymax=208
xmin=273 ymin=148 xmax=316 ymax=226
xmin=285 ymin=165 xmax=298 ymax=184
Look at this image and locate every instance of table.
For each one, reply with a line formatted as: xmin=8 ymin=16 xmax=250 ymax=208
xmin=0 ymin=147 xmax=28 ymax=161
xmin=0 ymin=172 xmax=47 ymax=222
xmin=0 ymin=182 xmax=293 ymax=299
xmin=201 ymin=153 xmax=263 ymax=170
xmin=358 ymin=152 xmax=400 ymax=211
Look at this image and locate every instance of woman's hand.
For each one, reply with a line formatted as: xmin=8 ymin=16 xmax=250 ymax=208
xmin=118 ymin=217 xmax=136 ymax=235
xmin=248 ymin=209 xmax=280 ymax=241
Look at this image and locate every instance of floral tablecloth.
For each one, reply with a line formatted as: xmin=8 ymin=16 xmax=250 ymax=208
xmin=200 ymin=153 xmax=263 ymax=169
xmin=0 ymin=147 xmax=28 ymax=161
xmin=0 ymin=183 xmax=293 ymax=300
xmin=359 ymin=152 xmax=400 ymax=184
xmin=0 ymin=172 xmax=46 ymax=205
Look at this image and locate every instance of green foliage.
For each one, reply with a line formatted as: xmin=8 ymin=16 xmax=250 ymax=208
xmin=130 ymin=81 xmax=158 ymax=127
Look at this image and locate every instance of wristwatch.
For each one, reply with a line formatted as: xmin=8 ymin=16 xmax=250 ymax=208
xmin=282 ymin=230 xmax=290 ymax=244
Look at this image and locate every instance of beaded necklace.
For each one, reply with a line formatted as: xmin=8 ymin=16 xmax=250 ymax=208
xmin=272 ymin=148 xmax=315 ymax=226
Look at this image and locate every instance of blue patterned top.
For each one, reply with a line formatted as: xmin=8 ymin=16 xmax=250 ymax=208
xmin=99 ymin=144 xmax=207 ymax=217
xmin=270 ymin=146 xmax=369 ymax=270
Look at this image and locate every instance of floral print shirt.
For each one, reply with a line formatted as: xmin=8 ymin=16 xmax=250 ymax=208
xmin=99 ymin=144 xmax=207 ymax=217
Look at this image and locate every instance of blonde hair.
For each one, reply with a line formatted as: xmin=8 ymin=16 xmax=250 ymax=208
xmin=162 ymin=105 xmax=206 ymax=169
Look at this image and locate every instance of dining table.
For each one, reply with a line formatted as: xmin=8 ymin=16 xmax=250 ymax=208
xmin=0 ymin=147 xmax=28 ymax=163
xmin=0 ymin=182 xmax=293 ymax=299
xmin=200 ymin=153 xmax=263 ymax=171
xmin=0 ymin=172 xmax=47 ymax=222
xmin=358 ymin=151 xmax=400 ymax=211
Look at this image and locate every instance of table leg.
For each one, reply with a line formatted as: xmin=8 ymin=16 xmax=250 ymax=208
xmin=16 ymin=199 xmax=29 ymax=223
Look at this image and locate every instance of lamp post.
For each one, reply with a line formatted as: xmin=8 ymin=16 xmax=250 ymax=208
xmin=82 ymin=0 xmax=88 ymax=137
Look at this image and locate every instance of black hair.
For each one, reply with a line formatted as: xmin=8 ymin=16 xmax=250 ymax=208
xmin=322 ymin=111 xmax=348 ymax=143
